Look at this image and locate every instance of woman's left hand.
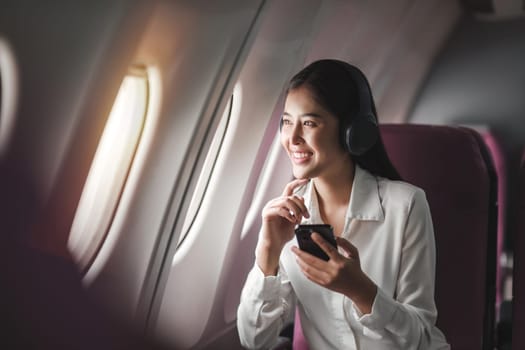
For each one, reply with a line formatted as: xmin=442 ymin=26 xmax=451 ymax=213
xmin=291 ymin=233 xmax=377 ymax=314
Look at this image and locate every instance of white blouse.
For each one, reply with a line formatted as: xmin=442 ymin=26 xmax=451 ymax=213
xmin=237 ymin=166 xmax=450 ymax=349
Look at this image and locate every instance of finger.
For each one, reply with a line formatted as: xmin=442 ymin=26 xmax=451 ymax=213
xmin=266 ymin=193 xmax=305 ymax=209
xmin=282 ymin=178 xmax=309 ymax=197
xmin=335 ymin=236 xmax=359 ymax=259
xmin=291 ymin=246 xmax=330 ymax=282
xmin=311 ymin=232 xmax=339 ymax=260
xmin=270 ymin=196 xmax=308 ymax=221
xmin=286 ymin=195 xmax=310 ymax=219
xmin=291 ymin=245 xmax=326 ymax=265
xmin=270 ymin=206 xmax=299 ymax=224
xmin=271 ymin=198 xmax=304 ymax=223
xmin=263 ymin=197 xmax=305 ymax=213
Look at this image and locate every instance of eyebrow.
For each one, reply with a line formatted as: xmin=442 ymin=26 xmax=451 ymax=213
xmin=282 ymin=112 xmax=324 ymax=119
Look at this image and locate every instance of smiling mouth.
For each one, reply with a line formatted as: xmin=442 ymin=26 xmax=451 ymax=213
xmin=291 ymin=151 xmax=313 ymax=163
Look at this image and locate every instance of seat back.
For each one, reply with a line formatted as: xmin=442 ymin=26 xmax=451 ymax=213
xmin=481 ymin=131 xmax=507 ymax=317
xmin=512 ymin=150 xmax=525 ymax=350
xmin=380 ymin=124 xmax=497 ymax=350
xmin=292 ymin=308 xmax=308 ymax=350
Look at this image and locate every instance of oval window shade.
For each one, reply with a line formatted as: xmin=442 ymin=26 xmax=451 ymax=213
xmin=68 ymin=66 xmax=149 ymax=271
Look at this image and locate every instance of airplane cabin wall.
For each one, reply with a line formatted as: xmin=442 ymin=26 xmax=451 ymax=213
xmin=299 ymin=0 xmax=462 ymax=124
xmin=82 ymin=0 xmax=266 ymax=335
xmin=0 ymin=0 xmax=149 ymax=202
xmin=0 ymin=0 xmax=154 ymax=257
xmin=409 ymin=14 xmax=525 ymax=250
xmin=410 ymin=14 xmax=525 ymax=149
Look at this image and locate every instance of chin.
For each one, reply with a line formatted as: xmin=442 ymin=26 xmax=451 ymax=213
xmin=292 ymin=170 xmax=310 ymax=180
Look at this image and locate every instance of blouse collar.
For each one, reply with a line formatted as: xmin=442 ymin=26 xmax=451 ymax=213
xmin=300 ymin=165 xmax=384 ymax=226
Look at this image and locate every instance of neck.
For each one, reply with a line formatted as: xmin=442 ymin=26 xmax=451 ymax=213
xmin=313 ymin=159 xmax=355 ymax=211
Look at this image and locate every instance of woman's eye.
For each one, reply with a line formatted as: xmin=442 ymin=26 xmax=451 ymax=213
xmin=304 ymin=120 xmax=316 ymax=127
xmin=282 ymin=119 xmax=292 ymax=126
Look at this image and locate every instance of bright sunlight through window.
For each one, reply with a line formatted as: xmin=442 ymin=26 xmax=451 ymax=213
xmin=68 ymin=66 xmax=149 ymax=271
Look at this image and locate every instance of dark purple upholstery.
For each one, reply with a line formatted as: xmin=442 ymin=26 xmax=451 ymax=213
xmin=380 ymin=124 xmax=497 ymax=350
xmin=512 ymin=151 xmax=525 ymax=350
xmin=481 ymin=131 xmax=507 ymax=316
xmin=292 ymin=309 xmax=308 ymax=350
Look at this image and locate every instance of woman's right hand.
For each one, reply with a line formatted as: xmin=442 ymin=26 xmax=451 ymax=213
xmin=256 ymin=179 xmax=310 ymax=275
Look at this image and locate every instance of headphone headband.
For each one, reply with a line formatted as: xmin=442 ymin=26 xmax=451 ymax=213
xmin=339 ymin=63 xmax=373 ymax=121
xmin=334 ymin=61 xmax=378 ymax=156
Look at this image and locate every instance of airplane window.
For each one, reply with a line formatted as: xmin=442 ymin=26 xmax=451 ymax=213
xmin=0 ymin=37 xmax=18 ymax=157
xmin=178 ymin=95 xmax=233 ymax=246
xmin=0 ymin=73 xmax=2 ymax=123
xmin=68 ymin=65 xmax=149 ymax=270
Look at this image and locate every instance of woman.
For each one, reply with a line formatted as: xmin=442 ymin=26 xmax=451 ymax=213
xmin=237 ymin=59 xmax=449 ymax=349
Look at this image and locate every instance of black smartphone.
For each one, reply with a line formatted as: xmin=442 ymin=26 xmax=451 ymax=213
xmin=294 ymin=224 xmax=337 ymax=261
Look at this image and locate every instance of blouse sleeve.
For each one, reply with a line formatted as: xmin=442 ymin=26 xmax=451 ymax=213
xmin=344 ymin=188 xmax=446 ymax=349
xmin=237 ymin=262 xmax=296 ymax=350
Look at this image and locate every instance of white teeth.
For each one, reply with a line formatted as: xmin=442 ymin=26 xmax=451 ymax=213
xmin=292 ymin=152 xmax=311 ymax=159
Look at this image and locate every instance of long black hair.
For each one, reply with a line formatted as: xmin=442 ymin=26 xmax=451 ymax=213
xmin=286 ymin=59 xmax=401 ymax=181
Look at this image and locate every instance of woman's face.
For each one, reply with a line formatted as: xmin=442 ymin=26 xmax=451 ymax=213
xmin=281 ymin=86 xmax=351 ymax=180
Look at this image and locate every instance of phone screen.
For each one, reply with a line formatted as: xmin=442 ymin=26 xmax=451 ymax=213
xmin=294 ymin=224 xmax=337 ymax=261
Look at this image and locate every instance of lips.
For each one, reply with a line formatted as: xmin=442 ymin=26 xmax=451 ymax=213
xmin=291 ymin=151 xmax=313 ymax=164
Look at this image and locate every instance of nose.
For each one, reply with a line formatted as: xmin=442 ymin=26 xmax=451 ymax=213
xmin=290 ymin=122 xmax=304 ymax=145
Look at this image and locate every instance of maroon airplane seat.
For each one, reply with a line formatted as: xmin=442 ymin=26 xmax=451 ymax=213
xmin=292 ymin=308 xmax=308 ymax=350
xmin=512 ymin=151 xmax=525 ymax=350
xmin=379 ymin=124 xmax=497 ymax=350
xmin=481 ymin=131 xmax=508 ymax=317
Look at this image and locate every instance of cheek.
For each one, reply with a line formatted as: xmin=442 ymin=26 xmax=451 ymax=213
xmin=315 ymin=132 xmax=342 ymax=153
xmin=280 ymin=132 xmax=288 ymax=148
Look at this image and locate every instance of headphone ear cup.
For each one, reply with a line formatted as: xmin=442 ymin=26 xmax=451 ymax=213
xmin=345 ymin=113 xmax=378 ymax=156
